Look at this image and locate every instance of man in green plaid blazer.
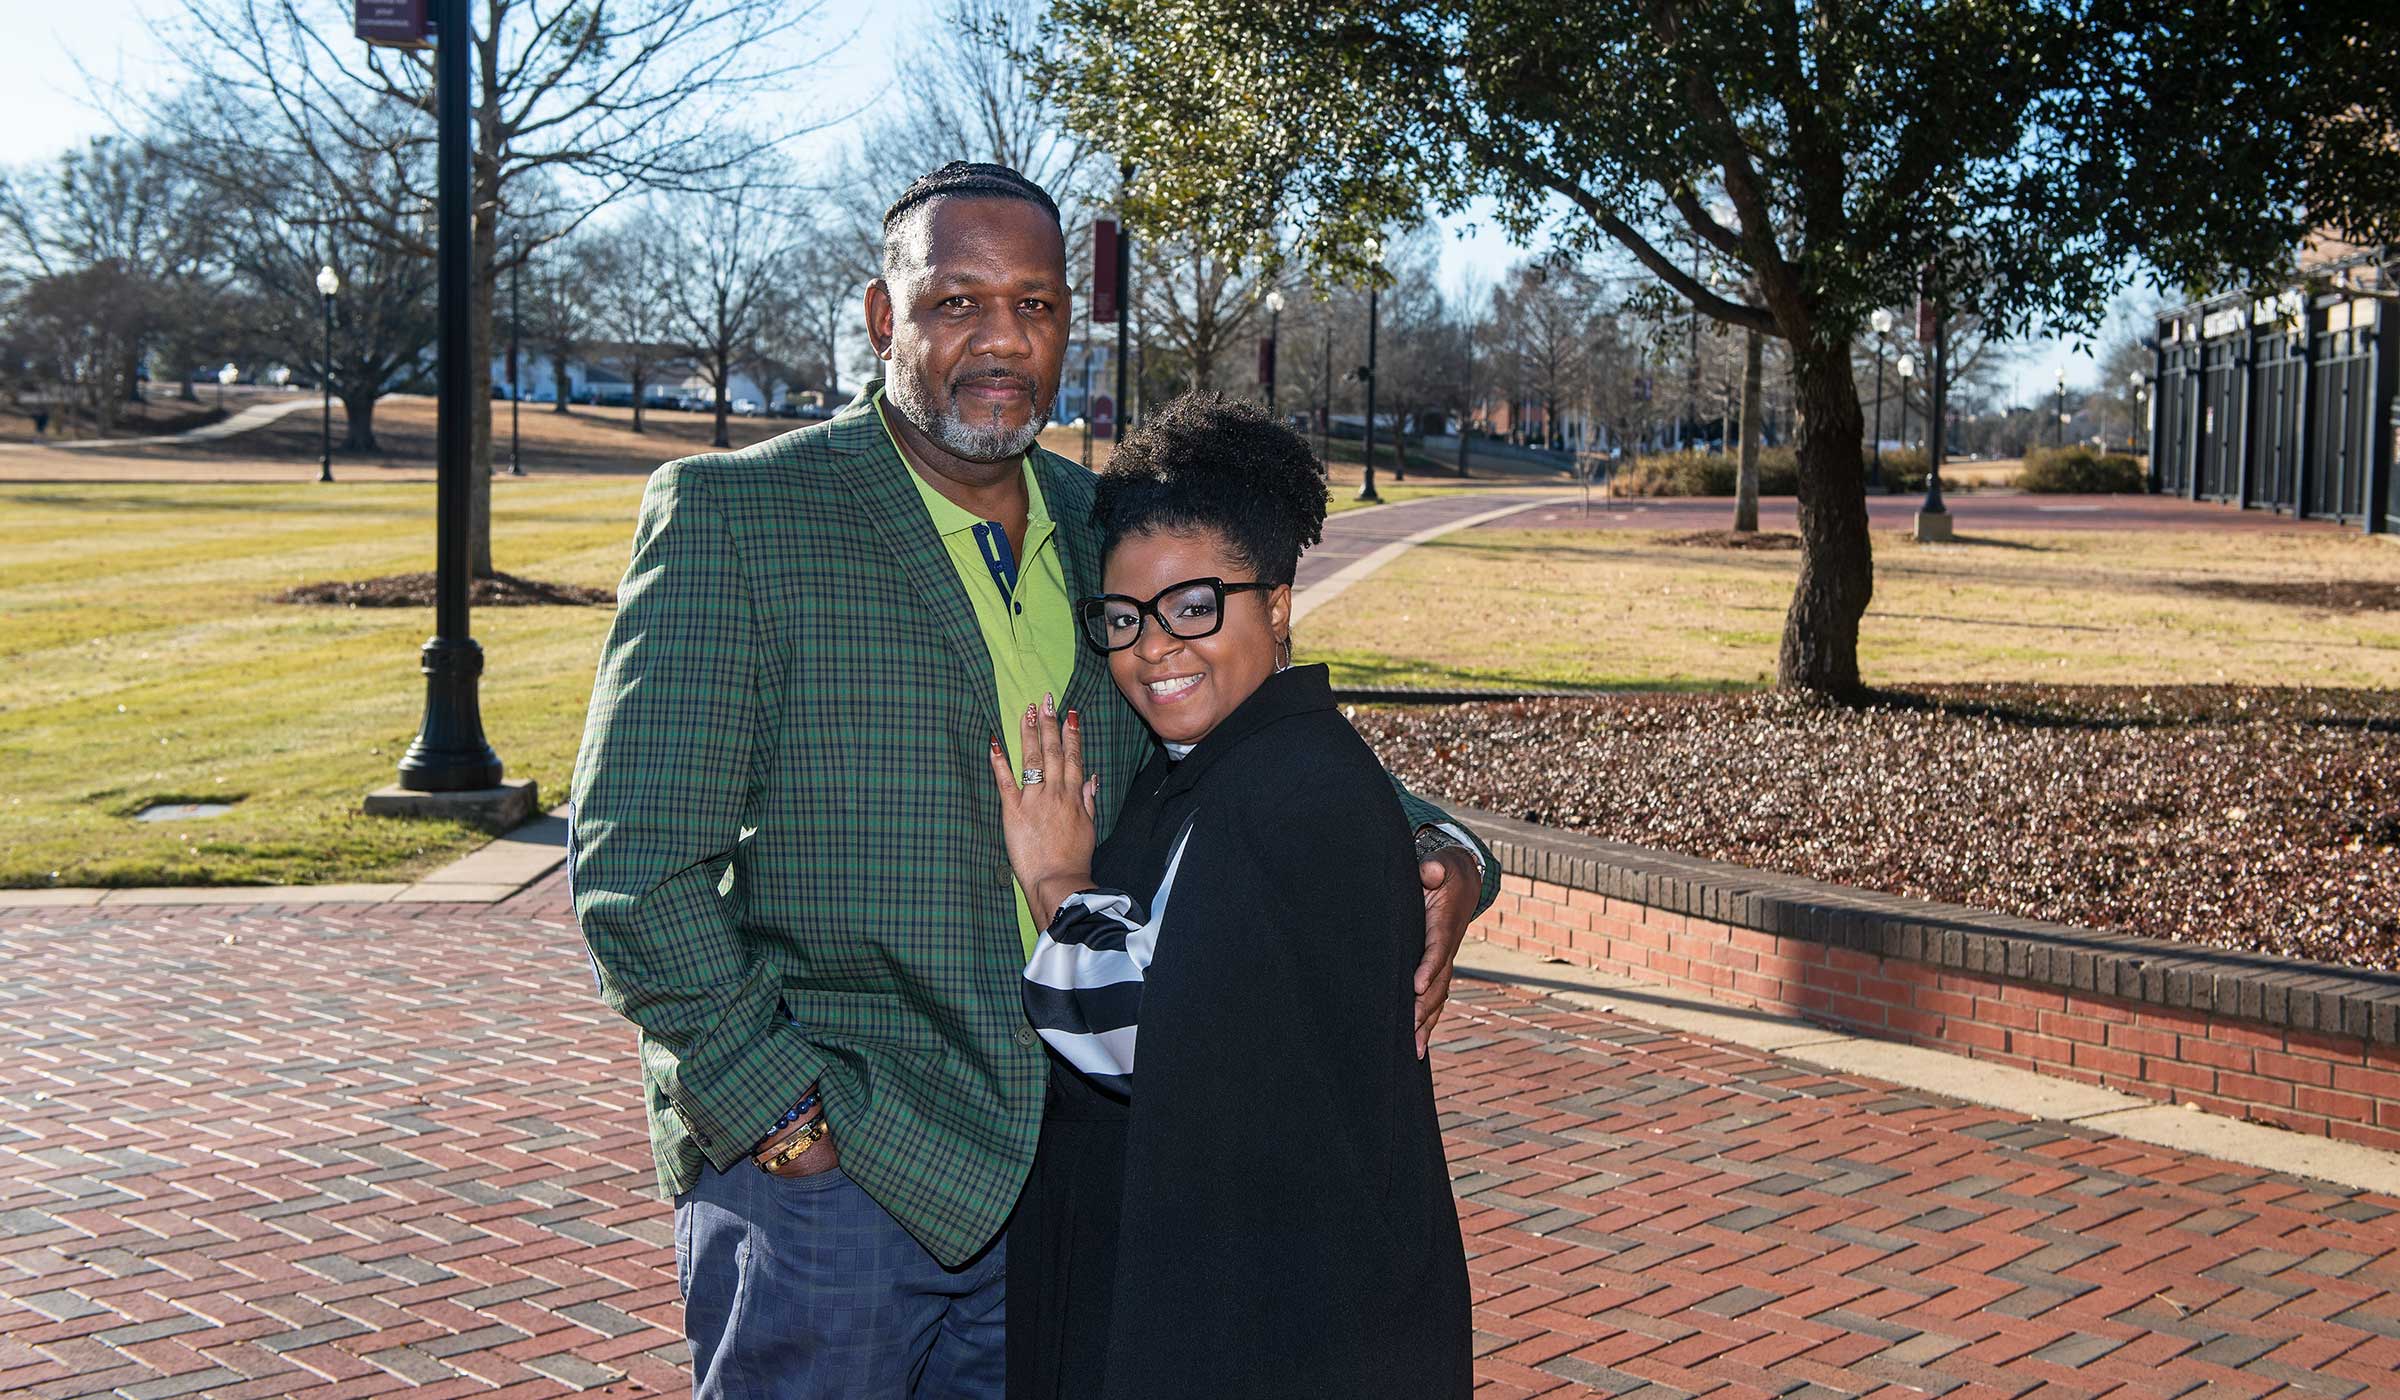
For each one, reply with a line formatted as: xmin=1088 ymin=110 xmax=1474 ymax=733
xmin=570 ymin=162 xmax=1496 ymax=1398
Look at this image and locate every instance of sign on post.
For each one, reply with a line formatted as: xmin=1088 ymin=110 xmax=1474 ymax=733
xmin=1092 ymin=395 xmax=1117 ymax=441
xmin=356 ymin=0 xmax=431 ymax=47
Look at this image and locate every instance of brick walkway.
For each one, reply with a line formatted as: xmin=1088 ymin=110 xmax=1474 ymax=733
xmin=5 ymin=887 xmax=2397 ymax=1398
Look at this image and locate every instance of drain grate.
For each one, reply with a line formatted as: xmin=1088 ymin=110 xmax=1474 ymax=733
xmin=135 ymin=802 xmax=235 ymax=822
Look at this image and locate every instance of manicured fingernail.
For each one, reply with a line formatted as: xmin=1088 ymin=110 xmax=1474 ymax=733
xmin=1066 ymin=709 xmax=1079 ymax=726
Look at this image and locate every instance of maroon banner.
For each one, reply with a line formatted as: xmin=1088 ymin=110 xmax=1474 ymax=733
xmin=356 ymin=0 xmax=430 ymax=47
xmin=1091 ymin=395 xmax=1117 ymax=441
xmin=1092 ymin=220 xmax=1120 ymax=324
xmin=1257 ymin=335 xmax=1277 ymax=389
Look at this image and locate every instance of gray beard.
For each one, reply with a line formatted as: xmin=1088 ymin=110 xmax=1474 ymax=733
xmin=886 ymin=359 xmax=1051 ymax=461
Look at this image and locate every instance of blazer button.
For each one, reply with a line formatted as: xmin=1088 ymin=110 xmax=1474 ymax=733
xmin=1014 ymin=1025 xmax=1038 ymax=1049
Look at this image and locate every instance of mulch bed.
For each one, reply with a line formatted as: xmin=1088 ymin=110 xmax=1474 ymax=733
xmin=1354 ymin=685 xmax=2400 ymax=971
xmin=2176 ymin=579 xmax=2400 ymax=613
xmin=275 ymin=572 xmax=615 ymax=607
xmin=1663 ymin=530 xmax=1802 ymax=550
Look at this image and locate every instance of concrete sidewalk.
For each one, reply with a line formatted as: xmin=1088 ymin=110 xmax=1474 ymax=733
xmin=4 ymin=882 xmax=2394 ymax=1398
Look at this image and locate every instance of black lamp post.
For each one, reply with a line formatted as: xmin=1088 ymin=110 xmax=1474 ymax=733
xmin=396 ymin=0 xmax=504 ymax=795
xmin=1262 ymin=288 xmax=1283 ymax=417
xmin=1896 ymin=353 xmax=1915 ymax=464
xmin=2130 ymin=370 xmax=2147 ymax=454
xmin=1868 ymin=308 xmax=1892 ymax=490
xmin=2054 ymin=368 xmax=2066 ymax=449
xmin=1358 ymin=237 xmax=1383 ymax=503
xmin=316 ymin=265 xmax=338 ymax=482
xmin=216 ymin=361 xmax=235 ymax=410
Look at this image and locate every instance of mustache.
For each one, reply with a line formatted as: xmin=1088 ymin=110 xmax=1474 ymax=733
xmin=950 ymin=368 xmax=1038 ymax=394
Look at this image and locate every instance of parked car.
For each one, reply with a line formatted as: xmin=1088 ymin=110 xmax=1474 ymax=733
xmin=731 ymin=398 xmax=762 ymax=417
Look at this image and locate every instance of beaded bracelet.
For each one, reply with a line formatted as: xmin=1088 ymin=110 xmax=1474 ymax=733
xmin=755 ymin=1083 xmax=822 ymax=1150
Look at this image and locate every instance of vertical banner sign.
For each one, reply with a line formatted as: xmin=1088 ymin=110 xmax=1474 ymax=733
xmin=1092 ymin=395 xmax=1117 ymax=442
xmin=1092 ymin=220 xmax=1121 ymax=324
xmin=355 ymin=0 xmax=431 ymax=46
xmin=1257 ymin=336 xmax=1277 ymax=394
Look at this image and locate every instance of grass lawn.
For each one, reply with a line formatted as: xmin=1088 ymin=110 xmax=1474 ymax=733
xmin=1301 ymin=526 xmax=2400 ymax=692
xmin=0 ymin=478 xmax=643 ymax=888
xmin=21 ymin=468 xmax=2385 ymax=890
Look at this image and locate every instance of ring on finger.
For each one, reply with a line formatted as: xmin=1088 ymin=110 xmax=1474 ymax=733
xmin=1020 ymin=766 xmax=1045 ymax=785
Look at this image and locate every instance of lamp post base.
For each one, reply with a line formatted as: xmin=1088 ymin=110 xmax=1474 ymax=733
xmin=1912 ymin=508 xmax=1955 ymax=543
xmin=393 ymin=636 xmax=504 ymax=792
xmin=364 ymin=778 xmax=538 ymax=834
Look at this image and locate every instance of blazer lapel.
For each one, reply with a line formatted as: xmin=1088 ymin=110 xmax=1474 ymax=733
xmin=829 ymin=383 xmax=999 ymax=729
xmin=1035 ymin=453 xmax=1118 ymax=735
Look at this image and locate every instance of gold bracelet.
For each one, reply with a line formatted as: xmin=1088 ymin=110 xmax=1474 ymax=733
xmin=757 ymin=1114 xmax=831 ymax=1172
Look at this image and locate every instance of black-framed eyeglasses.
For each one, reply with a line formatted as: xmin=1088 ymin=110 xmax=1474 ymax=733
xmin=1076 ymin=577 xmax=1274 ymax=653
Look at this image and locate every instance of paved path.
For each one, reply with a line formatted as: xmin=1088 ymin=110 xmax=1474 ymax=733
xmin=0 ymin=397 xmax=317 ymax=454
xmin=1494 ymin=493 xmax=2363 ymax=535
xmin=4 ymin=882 xmax=2396 ymax=1398
xmin=1298 ymin=491 xmax=1569 ymax=621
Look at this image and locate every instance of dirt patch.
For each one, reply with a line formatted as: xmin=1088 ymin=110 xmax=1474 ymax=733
xmin=275 ymin=572 xmax=616 ymax=607
xmin=1662 ymin=530 xmax=1802 ymax=550
xmin=2176 ymin=579 xmax=2400 ymax=613
xmin=1355 ymin=684 xmax=2400 ymax=971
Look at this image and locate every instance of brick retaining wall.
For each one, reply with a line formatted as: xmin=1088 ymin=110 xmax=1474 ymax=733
xmin=1458 ymin=808 xmax=2400 ymax=1152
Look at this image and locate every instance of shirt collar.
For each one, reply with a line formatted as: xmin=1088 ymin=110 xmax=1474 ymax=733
xmin=876 ymin=387 xmax=1050 ymax=538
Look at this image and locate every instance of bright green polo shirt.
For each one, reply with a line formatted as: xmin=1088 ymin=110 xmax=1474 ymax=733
xmin=879 ymin=396 xmax=1079 ymax=957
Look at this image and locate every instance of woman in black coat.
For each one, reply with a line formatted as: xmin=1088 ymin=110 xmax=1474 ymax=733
xmin=989 ymin=393 xmax=1471 ymax=1400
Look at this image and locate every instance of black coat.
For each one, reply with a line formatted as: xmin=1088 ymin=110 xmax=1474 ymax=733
xmin=1058 ymin=664 xmax=1472 ymax=1400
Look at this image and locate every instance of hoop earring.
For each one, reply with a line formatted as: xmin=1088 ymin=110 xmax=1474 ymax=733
xmin=1275 ymin=635 xmax=1292 ymax=673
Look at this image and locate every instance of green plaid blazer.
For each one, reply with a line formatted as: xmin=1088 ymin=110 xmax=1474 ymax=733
xmin=570 ymin=379 xmax=1499 ymax=1266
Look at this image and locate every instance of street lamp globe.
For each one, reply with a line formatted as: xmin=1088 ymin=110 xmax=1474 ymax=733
xmin=218 ymin=363 xmax=239 ymax=387
xmin=1871 ymin=308 xmax=1894 ymax=336
xmin=1896 ymin=353 xmax=1916 ymax=379
xmin=1265 ymin=289 xmax=1285 ymax=314
xmin=272 ymin=366 xmax=291 ymax=387
xmin=1362 ymin=235 xmax=1383 ymax=266
xmin=316 ymin=265 xmax=340 ymax=297
xmin=2055 ymin=368 xmax=2066 ymax=392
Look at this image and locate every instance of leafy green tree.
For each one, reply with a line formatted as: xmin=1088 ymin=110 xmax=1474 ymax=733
xmin=1038 ymin=0 xmax=2397 ymax=697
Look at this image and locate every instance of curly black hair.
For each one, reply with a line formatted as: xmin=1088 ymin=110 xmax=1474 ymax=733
xmin=1093 ymin=393 xmax=1329 ymax=587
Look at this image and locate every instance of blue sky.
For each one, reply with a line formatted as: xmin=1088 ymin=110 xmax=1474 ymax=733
xmin=2 ymin=0 xmax=2129 ymax=405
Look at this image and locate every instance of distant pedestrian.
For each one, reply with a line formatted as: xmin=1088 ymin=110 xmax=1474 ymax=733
xmin=31 ymin=409 xmax=48 ymax=436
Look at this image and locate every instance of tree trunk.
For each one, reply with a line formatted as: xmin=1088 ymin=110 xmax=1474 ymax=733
xmin=712 ymin=353 xmax=731 ymax=448
xmin=1734 ymin=328 xmax=1764 ymax=533
xmin=1457 ymin=412 xmax=1470 ymax=477
xmin=340 ymin=389 xmax=380 ymax=453
xmin=551 ymin=351 xmax=571 ymax=414
xmin=1391 ymin=404 xmax=1406 ymax=481
xmin=1777 ymin=336 xmax=1873 ymax=699
xmin=179 ymin=371 xmax=198 ymax=403
xmin=632 ymin=366 xmax=647 ymax=433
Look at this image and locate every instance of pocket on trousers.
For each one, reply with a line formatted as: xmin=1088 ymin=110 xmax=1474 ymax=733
xmin=758 ymin=1159 xmax=848 ymax=1195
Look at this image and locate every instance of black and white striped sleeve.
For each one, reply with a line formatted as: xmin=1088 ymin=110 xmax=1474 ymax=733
xmin=1019 ymin=823 xmax=1195 ymax=1095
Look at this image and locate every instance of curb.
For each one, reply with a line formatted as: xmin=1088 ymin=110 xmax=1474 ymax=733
xmin=5 ymin=808 xmax=569 ymax=910
xmin=1457 ymin=940 xmax=2400 ymax=1198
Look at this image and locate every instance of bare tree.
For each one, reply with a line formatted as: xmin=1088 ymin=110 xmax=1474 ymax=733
xmin=658 ymin=188 xmax=800 ymax=448
xmin=145 ymin=0 xmax=831 ymax=576
xmin=218 ymin=140 xmax=438 ymax=452
xmin=1 ymin=135 xmax=229 ymax=406
xmin=584 ymin=215 xmax=681 ymax=435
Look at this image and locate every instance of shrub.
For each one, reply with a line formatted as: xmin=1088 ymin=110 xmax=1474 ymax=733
xmin=2018 ymin=445 xmax=2147 ymax=494
xmin=1608 ymin=446 xmax=1800 ymax=497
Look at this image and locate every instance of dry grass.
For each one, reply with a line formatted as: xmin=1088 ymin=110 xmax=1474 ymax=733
xmin=1300 ymin=525 xmax=2400 ymax=692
